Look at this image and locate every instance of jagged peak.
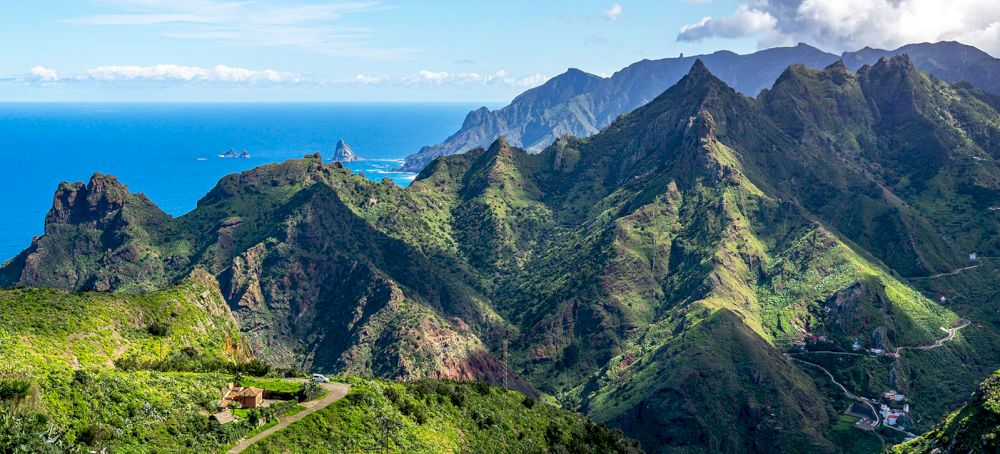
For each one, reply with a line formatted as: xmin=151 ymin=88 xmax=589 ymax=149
xmin=825 ymin=59 xmax=850 ymax=72
xmin=487 ymin=136 xmax=513 ymax=156
xmin=461 ymin=106 xmax=491 ymax=129
xmin=861 ymin=53 xmax=919 ymax=80
xmin=87 ymin=172 xmax=126 ymax=192
xmin=879 ymin=53 xmax=915 ymax=68
xmin=45 ymin=171 xmax=165 ymax=229
xmin=687 ymin=59 xmax=713 ymax=81
xmin=563 ymin=67 xmax=598 ymax=78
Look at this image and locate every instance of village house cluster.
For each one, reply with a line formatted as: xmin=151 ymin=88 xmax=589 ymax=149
xmin=879 ymin=390 xmax=910 ymax=427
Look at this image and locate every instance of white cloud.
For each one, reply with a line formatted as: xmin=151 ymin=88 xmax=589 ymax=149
xmin=29 ymin=66 xmax=59 ymax=82
xmin=353 ymin=70 xmax=550 ymax=88
xmin=677 ymin=0 xmax=1000 ymax=55
xmin=69 ymin=13 xmax=218 ymax=25
xmin=677 ymin=4 xmax=776 ymax=41
xmin=15 ymin=64 xmax=548 ymax=89
xmin=83 ymin=64 xmax=297 ymax=83
xmin=65 ymin=0 xmax=414 ymax=59
xmin=354 ymin=74 xmax=390 ymax=85
xmin=18 ymin=64 xmax=297 ymax=85
xmin=604 ymin=4 xmax=623 ymax=21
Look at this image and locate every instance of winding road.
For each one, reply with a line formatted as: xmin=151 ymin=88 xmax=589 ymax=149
xmin=912 ymin=264 xmax=982 ymax=280
xmin=787 ymin=318 xmax=971 ymax=440
xmin=228 ymin=382 xmax=351 ymax=454
xmin=787 ymin=356 xmax=881 ymax=428
xmin=894 ymin=319 xmax=971 ymax=354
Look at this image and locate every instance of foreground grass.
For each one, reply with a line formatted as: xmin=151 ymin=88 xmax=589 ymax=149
xmin=245 ymin=376 xmax=643 ymax=454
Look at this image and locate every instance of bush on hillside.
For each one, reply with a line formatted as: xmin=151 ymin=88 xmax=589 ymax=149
xmin=146 ymin=321 xmax=172 ymax=336
xmin=297 ymin=381 xmax=323 ymax=402
xmin=0 ymin=380 xmax=30 ymax=401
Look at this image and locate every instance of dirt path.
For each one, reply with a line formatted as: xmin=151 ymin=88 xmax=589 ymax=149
xmin=227 ymin=382 xmax=351 ymax=454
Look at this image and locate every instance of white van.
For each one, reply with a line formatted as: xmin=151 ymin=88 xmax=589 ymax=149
xmin=311 ymin=374 xmax=330 ymax=383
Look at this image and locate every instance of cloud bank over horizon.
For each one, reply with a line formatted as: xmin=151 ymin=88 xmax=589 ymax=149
xmin=677 ymin=0 xmax=1000 ymax=55
xmin=14 ymin=64 xmax=549 ymax=90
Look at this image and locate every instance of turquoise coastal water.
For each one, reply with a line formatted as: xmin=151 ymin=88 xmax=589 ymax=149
xmin=0 ymin=103 xmax=484 ymax=261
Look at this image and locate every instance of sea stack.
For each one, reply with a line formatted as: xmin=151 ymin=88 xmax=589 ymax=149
xmin=331 ymin=139 xmax=363 ymax=162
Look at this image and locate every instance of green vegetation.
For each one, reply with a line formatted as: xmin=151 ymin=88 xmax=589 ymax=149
xmin=2 ymin=56 xmax=1000 ymax=453
xmin=0 ymin=272 xmax=270 ymax=452
xmin=245 ymin=377 xmax=642 ymax=454
xmin=894 ymin=369 xmax=1000 ymax=453
xmin=0 ymin=270 xmax=248 ymax=377
xmin=240 ymin=378 xmax=303 ymax=394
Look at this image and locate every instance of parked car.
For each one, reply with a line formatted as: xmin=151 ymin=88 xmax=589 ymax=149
xmin=311 ymin=374 xmax=330 ymax=383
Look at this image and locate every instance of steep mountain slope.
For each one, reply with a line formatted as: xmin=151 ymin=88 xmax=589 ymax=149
xmin=0 ymin=156 xmax=528 ymax=394
xmin=402 ymin=43 xmax=839 ymax=171
xmin=403 ymin=41 xmax=1000 ymax=173
xmin=3 ymin=58 xmax=1000 ymax=452
xmin=0 ymin=271 xmax=633 ymax=452
xmin=0 ymin=268 xmax=249 ymax=375
xmin=892 ymin=369 xmax=1000 ymax=453
xmin=0 ymin=270 xmax=253 ymax=451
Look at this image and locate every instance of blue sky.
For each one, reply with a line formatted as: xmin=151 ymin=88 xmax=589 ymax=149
xmin=2 ymin=1 xmax=998 ymax=102
xmin=0 ymin=1 xmax=758 ymax=102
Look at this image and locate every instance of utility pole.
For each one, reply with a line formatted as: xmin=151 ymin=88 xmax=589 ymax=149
xmin=362 ymin=413 xmax=402 ymax=453
xmin=501 ymin=338 xmax=509 ymax=390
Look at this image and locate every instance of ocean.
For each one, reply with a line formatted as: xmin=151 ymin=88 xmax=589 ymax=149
xmin=0 ymin=103 xmax=484 ymax=262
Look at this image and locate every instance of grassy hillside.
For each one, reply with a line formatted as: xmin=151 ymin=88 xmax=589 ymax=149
xmin=0 ymin=274 xmax=638 ymax=452
xmin=0 ymin=270 xmax=261 ymax=451
xmin=245 ymin=376 xmax=642 ymax=454
xmin=0 ymin=269 xmax=248 ymax=376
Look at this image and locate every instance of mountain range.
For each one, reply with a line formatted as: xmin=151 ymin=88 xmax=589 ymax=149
xmin=401 ymin=41 xmax=1000 ymax=172
xmin=4 ymin=53 xmax=1000 ymax=452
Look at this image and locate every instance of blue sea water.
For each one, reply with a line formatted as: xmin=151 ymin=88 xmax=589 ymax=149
xmin=0 ymin=103 xmax=484 ymax=262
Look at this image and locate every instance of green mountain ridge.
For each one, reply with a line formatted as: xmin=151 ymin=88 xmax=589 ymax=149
xmin=402 ymin=41 xmax=1000 ymax=173
xmin=893 ymin=368 xmax=1000 ymax=453
xmin=3 ymin=56 xmax=1000 ymax=452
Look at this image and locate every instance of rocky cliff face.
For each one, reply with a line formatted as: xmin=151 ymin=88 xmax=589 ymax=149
xmin=1 ymin=173 xmax=171 ymax=292
xmin=4 ymin=58 xmax=1000 ymax=453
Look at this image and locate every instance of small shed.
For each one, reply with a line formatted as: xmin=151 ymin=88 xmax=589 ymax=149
xmin=218 ymin=383 xmax=265 ymax=410
xmin=233 ymin=387 xmax=264 ymax=409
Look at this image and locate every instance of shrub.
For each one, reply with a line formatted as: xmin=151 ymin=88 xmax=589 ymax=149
xmin=297 ymin=381 xmax=323 ymax=402
xmin=230 ymin=359 xmax=271 ymax=377
xmin=0 ymin=380 xmax=31 ymax=401
xmin=472 ymin=381 xmax=491 ymax=396
xmin=147 ymin=321 xmax=172 ymax=336
xmin=77 ymin=423 xmax=112 ymax=446
xmin=398 ymin=398 xmax=428 ymax=424
xmin=521 ymin=395 xmax=536 ymax=409
xmin=385 ymin=386 xmax=404 ymax=405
